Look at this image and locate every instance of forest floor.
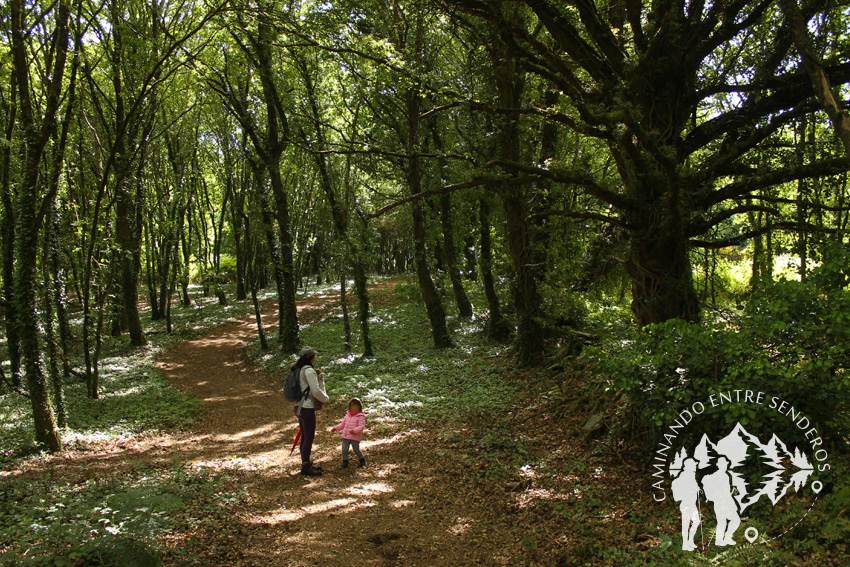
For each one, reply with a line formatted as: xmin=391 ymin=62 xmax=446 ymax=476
xmin=9 ymin=280 xmax=791 ymax=567
xmin=146 ymin=282 xmax=560 ymax=566
xmin=151 ymin=281 xmax=670 ymax=566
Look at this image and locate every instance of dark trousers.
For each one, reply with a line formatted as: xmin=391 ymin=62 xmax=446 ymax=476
xmin=296 ymin=407 xmax=316 ymax=464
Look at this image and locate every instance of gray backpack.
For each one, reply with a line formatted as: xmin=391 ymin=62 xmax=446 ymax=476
xmin=283 ymin=366 xmax=309 ymax=403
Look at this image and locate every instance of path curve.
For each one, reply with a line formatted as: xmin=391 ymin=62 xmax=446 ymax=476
xmin=154 ymin=292 xmax=514 ymax=566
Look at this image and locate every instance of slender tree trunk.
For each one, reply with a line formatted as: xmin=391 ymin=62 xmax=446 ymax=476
xmin=478 ymin=197 xmax=510 ymax=340
xmin=1 ymin=74 xmax=22 ymax=390
xmin=166 ymin=238 xmax=178 ymax=335
xmin=111 ymin=8 xmax=147 ymax=346
xmin=230 ymin=166 xmax=247 ymax=302
xmin=41 ymin=83 xmax=75 ymax=419
xmin=404 ymin=12 xmax=452 ymax=349
xmin=114 ymin=168 xmax=147 ymax=346
xmin=246 ymin=5 xmax=299 ymax=353
xmin=109 ymin=248 xmax=125 ymax=336
xmin=748 ymin=205 xmax=765 ymax=286
xmin=268 ymin=164 xmax=300 ymax=352
xmin=144 ymin=218 xmax=161 ymax=319
xmin=245 ymin=219 xmax=268 ymax=350
xmin=215 ymin=169 xmax=229 ymax=298
xmin=407 ymin=91 xmax=452 ymax=347
xmin=340 ymin=270 xmax=353 ymax=352
xmin=429 ymin=118 xmax=473 ymax=317
xmin=491 ymin=22 xmax=545 ymax=363
xmin=440 ymin=192 xmax=473 ymax=318
xmin=89 ymin=285 xmax=107 ymax=399
xmin=158 ymin=232 xmax=172 ymax=322
xmin=42 ymin=205 xmax=66 ymax=428
xmin=181 ymin=216 xmax=192 ymax=307
xmin=297 ymin=56 xmax=373 ymax=355
xmin=50 ymin=204 xmax=73 ymax=389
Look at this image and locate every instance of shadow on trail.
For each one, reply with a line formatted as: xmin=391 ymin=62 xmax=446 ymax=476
xmin=10 ymin=283 xmax=518 ymax=566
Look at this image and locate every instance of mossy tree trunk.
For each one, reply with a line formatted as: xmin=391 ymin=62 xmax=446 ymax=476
xmin=490 ymin=16 xmax=547 ymax=365
xmin=404 ymin=12 xmax=452 ymax=349
xmin=9 ymin=0 xmax=72 ymax=451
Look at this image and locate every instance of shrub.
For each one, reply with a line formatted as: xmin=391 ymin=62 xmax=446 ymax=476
xmin=591 ymin=257 xmax=850 ymax=449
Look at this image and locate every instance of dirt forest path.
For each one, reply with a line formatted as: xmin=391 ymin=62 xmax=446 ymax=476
xmin=151 ymin=289 xmax=517 ymax=567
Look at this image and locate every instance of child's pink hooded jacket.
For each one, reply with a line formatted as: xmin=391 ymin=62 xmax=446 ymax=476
xmin=333 ymin=411 xmax=366 ymax=442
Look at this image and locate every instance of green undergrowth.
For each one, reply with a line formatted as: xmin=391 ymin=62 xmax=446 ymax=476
xmin=0 ymin=284 xmax=277 ymax=566
xmin=250 ymin=278 xmax=519 ymax=427
xmin=0 ymin=462 xmax=245 ymax=566
xmin=0 ymin=284 xmax=277 ymax=466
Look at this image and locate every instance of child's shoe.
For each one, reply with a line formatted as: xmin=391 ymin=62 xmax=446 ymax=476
xmin=341 ymin=460 xmax=349 ymax=469
xmin=358 ymin=457 xmax=366 ymax=467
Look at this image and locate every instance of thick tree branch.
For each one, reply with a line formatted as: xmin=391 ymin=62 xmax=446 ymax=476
xmin=484 ymin=158 xmax=635 ymax=211
xmin=686 ymin=204 xmax=780 ymax=237
xmin=682 ymin=63 xmax=850 ymax=155
xmin=689 ymin=0 xmax=774 ymax=67
xmin=690 ymin=102 xmax=812 ymax=183
xmin=702 ymin=158 xmax=848 ymax=208
xmin=523 ymin=0 xmax=617 ymax=86
xmin=691 ymin=221 xmax=836 ymax=249
xmin=368 ymin=176 xmax=532 ymax=219
xmin=528 ymin=209 xmax=632 ymax=230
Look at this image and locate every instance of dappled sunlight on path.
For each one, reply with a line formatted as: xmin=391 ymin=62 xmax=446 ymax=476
xmin=147 ymin=291 xmax=519 ymax=566
xmin=23 ymin=284 xmax=518 ymax=566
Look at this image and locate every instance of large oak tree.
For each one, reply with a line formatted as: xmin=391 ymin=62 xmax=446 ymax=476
xmin=451 ymin=0 xmax=850 ymax=327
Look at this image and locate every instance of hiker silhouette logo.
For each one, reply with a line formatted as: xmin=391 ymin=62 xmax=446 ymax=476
xmin=651 ymin=391 xmax=828 ymax=553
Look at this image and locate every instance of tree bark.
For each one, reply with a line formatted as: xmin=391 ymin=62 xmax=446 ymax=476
xmin=623 ymin=188 xmax=700 ymax=328
xmin=439 ymin=192 xmax=474 ymax=318
xmin=490 ymin=19 xmax=546 ymax=364
xmin=245 ymin=217 xmax=269 ymax=350
xmin=232 ymin=3 xmax=300 ymax=353
xmin=9 ymin=0 xmax=71 ymax=451
xmin=478 ymin=196 xmax=511 ymax=340
xmin=340 ymin=270 xmax=353 ymax=352
xmin=404 ymin=11 xmax=452 ymax=349
xmin=1 ymin=73 xmax=22 ymax=390
xmin=781 ymin=0 xmax=850 ymax=162
xmin=43 ymin=199 xmax=67 ymax=428
xmin=110 ymin=5 xmax=148 ymax=347
xmin=429 ymin=121 xmax=473 ymax=318
xmin=144 ymin=217 xmax=161 ymax=319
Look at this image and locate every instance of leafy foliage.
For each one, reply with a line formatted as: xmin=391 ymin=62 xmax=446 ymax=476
xmin=0 ymin=464 xmax=244 ymax=566
xmin=0 ymin=285 xmax=264 ymax=466
xmin=254 ymin=280 xmax=518 ymax=425
xmin=593 ymin=255 xmax=850 ymax=447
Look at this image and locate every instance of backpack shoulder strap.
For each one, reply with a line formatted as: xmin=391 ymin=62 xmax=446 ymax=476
xmin=299 ymin=367 xmax=311 ymax=399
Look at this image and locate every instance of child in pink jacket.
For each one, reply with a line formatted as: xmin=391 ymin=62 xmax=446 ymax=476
xmin=331 ymin=398 xmax=366 ymax=468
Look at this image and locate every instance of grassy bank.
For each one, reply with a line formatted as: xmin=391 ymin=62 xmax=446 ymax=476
xmin=0 ymin=285 xmax=269 ymax=566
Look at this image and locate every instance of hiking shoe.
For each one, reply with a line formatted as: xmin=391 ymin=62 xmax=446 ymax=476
xmin=301 ymin=464 xmax=322 ymax=476
xmin=358 ymin=458 xmax=366 ymax=468
xmin=341 ymin=460 xmax=349 ymax=469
